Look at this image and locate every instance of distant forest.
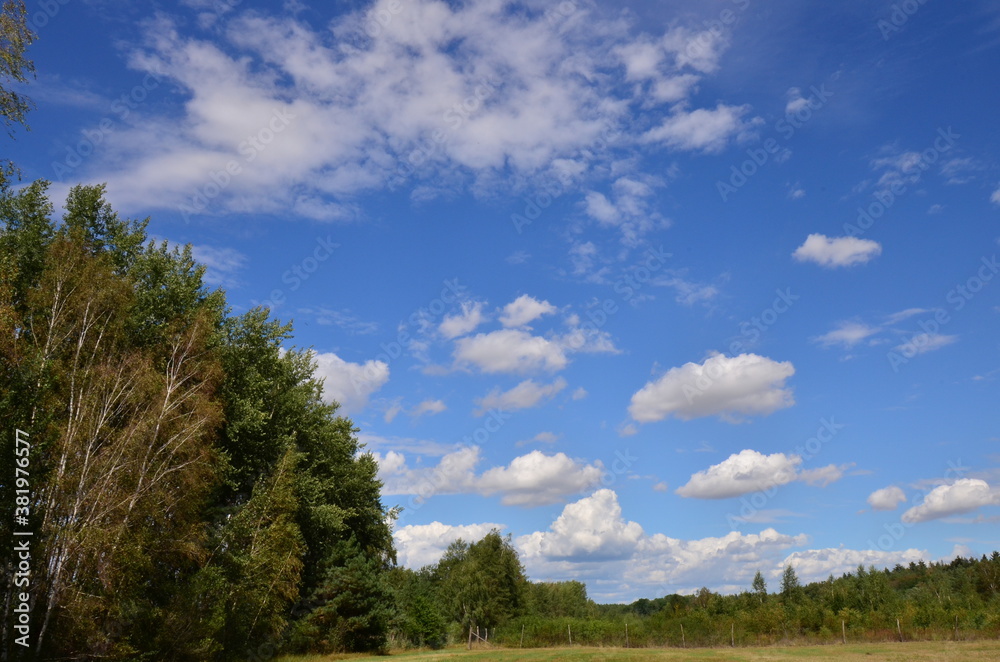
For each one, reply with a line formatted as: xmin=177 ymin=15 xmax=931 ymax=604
xmin=390 ymin=531 xmax=1000 ymax=650
xmin=3 ymin=184 xmax=1000 ymax=661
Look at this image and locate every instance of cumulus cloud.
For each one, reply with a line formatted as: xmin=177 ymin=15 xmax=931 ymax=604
xmin=475 ymin=378 xmax=567 ymax=414
xmin=628 ymin=352 xmax=795 ymax=423
xmin=991 ymin=186 xmax=1000 ymax=206
xmin=477 ymin=451 xmax=604 ymax=506
xmin=793 ymin=234 xmax=882 ymax=268
xmin=676 ymin=450 xmax=846 ymax=499
xmin=440 ymin=300 xmax=488 ymax=338
xmin=630 ymin=528 xmax=809 ymax=591
xmin=517 ymin=490 xmax=811 ymax=596
xmin=376 ymin=447 xmax=603 ymax=507
xmin=453 ymin=319 xmax=617 ymax=375
xmin=781 ymin=547 xmax=927 ymax=584
xmin=395 ymin=522 xmax=505 ymax=569
xmin=454 ymin=329 xmax=568 ymax=374
xmin=429 ymin=490 xmax=934 ymax=600
xmin=500 ymin=295 xmax=557 ymax=328
xmin=868 ymin=486 xmax=907 ymax=511
xmin=902 ymin=479 xmax=1000 ymax=523
xmin=519 ymin=489 xmax=644 ymax=560
xmin=311 ymin=351 xmax=389 ymax=413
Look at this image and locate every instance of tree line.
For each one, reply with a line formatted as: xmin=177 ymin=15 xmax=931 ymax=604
xmin=388 ymin=536 xmax=1000 ymax=650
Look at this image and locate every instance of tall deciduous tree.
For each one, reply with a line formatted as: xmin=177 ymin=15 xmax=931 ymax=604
xmin=0 ymin=0 xmax=35 ymax=185
xmin=435 ymin=530 xmax=528 ymax=631
xmin=1 ymin=183 xmax=397 ymax=660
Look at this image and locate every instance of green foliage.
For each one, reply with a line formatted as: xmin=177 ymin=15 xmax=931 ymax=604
xmin=0 ymin=0 xmax=33 ymax=135
xmin=290 ymin=537 xmax=393 ymax=654
xmin=0 ymin=183 xmax=395 ymax=660
xmin=0 ymin=0 xmax=34 ymax=186
xmin=388 ymin=568 xmax=448 ymax=649
xmin=435 ymin=530 xmax=528 ymax=631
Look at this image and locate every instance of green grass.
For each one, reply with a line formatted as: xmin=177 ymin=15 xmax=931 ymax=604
xmin=277 ymin=640 xmax=1000 ymax=662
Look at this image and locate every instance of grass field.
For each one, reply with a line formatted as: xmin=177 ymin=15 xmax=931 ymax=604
xmin=278 ymin=640 xmax=1000 ymax=662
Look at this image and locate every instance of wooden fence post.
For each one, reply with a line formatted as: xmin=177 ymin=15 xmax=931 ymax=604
xmin=897 ymin=618 xmax=903 ymax=642
xmin=468 ymin=625 xmax=473 ymax=650
xmin=520 ymin=623 xmax=525 ymax=648
xmin=680 ymin=623 xmax=685 ymax=648
xmin=568 ymin=624 xmax=573 ymax=646
xmin=625 ymin=622 xmax=629 ymax=648
xmin=731 ymin=622 xmax=735 ymax=647
xmin=841 ymin=620 xmax=846 ymax=645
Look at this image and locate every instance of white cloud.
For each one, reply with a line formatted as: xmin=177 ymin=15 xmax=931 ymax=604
xmin=453 ymin=318 xmax=617 ymax=375
xmin=798 ymin=464 xmax=849 ymax=487
xmin=813 ymin=321 xmax=880 ymax=349
xmin=893 ymin=333 xmax=958 ymax=356
xmin=411 ymin=399 xmax=447 ymax=417
xmin=642 ymin=103 xmax=755 ymax=153
xmin=519 ymin=489 xmax=644 ymax=560
xmin=71 ymin=3 xmax=753 ymax=217
xmin=678 ymin=450 xmax=799 ymax=499
xmin=884 ymin=308 xmax=933 ymax=325
xmin=781 ymin=547 xmax=926 ymax=584
xmin=991 ymin=186 xmax=1000 ymax=206
xmin=630 ymin=528 xmax=809 ymax=592
xmin=510 ymin=490 xmax=930 ymax=600
xmin=532 ymin=515 xmax=803 ymax=597
xmin=395 ymin=521 xmax=505 ymax=569
xmin=661 ymin=26 xmax=729 ymax=74
xmin=629 ymin=352 xmax=795 ymax=423
xmin=190 ymin=244 xmax=247 ymax=288
xmin=571 ymin=387 xmax=588 ymax=400
xmin=377 ymin=447 xmax=603 ymax=507
xmin=440 ymin=300 xmax=488 ymax=339
xmin=868 ymin=486 xmax=907 ymax=511
xmin=582 ymin=176 xmax=667 ymax=247
xmin=475 ymin=378 xmax=567 ymax=414
xmin=793 ymin=234 xmax=882 ymax=268
xmin=784 ymin=87 xmax=810 ymax=115
xmin=311 ymin=351 xmax=389 ymax=413
xmin=902 ymin=479 xmax=1000 ymax=523
xmin=676 ymin=450 xmax=845 ymax=499
xmin=654 ymin=271 xmax=719 ymax=306
xmin=477 ymin=451 xmax=604 ymax=506
xmin=453 ymin=329 xmax=568 ymax=374
xmin=584 ymin=191 xmax=618 ymax=224
xmin=500 ymin=294 xmax=557 ymax=328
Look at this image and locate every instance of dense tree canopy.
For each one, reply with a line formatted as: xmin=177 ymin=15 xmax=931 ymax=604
xmin=0 ymin=183 xmax=396 ymax=660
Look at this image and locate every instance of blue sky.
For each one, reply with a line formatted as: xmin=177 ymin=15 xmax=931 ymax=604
xmin=8 ymin=0 xmax=1000 ymax=601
